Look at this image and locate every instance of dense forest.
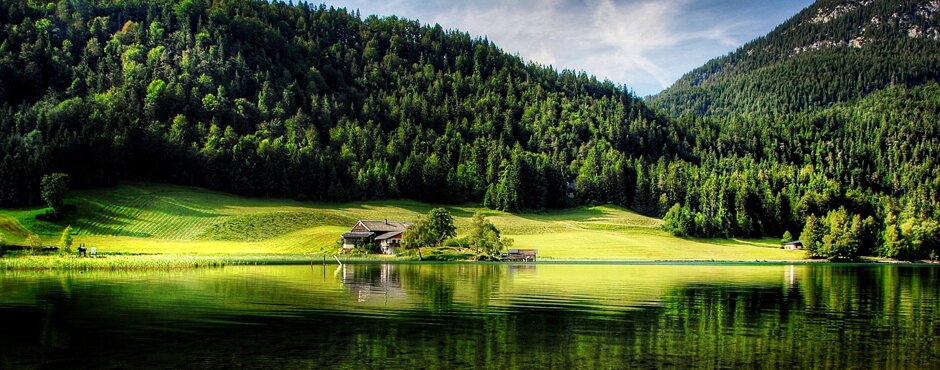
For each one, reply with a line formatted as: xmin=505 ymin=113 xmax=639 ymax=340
xmin=650 ymin=0 xmax=940 ymax=259
xmin=0 ymin=0 xmax=937 ymax=259
xmin=0 ymin=0 xmax=680 ymax=209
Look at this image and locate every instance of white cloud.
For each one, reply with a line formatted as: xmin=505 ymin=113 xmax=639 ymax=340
xmin=320 ymin=0 xmax=813 ymax=95
xmin=589 ymin=0 xmax=687 ymax=87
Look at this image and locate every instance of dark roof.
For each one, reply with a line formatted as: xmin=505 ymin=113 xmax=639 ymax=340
xmin=358 ymin=220 xmax=410 ymax=233
xmin=374 ymin=231 xmax=404 ymax=240
xmin=783 ymin=240 xmax=803 ymax=245
xmin=342 ymin=232 xmax=373 ymax=238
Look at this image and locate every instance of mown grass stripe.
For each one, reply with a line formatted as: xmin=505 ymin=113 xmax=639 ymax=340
xmin=0 ymin=183 xmax=805 ymax=260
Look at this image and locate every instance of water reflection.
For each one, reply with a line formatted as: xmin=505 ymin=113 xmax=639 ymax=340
xmin=0 ymin=264 xmax=938 ymax=369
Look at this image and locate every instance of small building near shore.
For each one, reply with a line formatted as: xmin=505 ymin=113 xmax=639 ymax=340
xmin=502 ymin=249 xmax=538 ymax=262
xmin=782 ymin=240 xmax=803 ymax=250
xmin=341 ymin=220 xmax=411 ymax=255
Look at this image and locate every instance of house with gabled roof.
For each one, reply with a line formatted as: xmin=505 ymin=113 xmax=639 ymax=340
xmin=782 ymin=240 xmax=803 ymax=251
xmin=341 ymin=220 xmax=411 ymax=254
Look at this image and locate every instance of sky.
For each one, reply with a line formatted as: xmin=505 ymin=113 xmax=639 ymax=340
xmin=318 ymin=0 xmax=814 ymax=96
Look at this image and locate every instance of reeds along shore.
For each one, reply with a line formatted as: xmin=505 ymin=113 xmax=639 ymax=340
xmin=0 ymin=254 xmax=238 ymax=270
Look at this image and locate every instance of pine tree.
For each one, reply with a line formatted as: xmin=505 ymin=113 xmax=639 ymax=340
xmin=801 ymin=214 xmax=824 ymax=257
xmin=58 ymin=226 xmax=73 ymax=255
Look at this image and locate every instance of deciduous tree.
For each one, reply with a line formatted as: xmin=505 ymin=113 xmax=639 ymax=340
xmin=40 ymin=173 xmax=70 ymax=216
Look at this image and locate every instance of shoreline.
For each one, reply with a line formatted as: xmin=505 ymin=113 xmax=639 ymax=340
xmin=1 ymin=253 xmax=937 ymax=271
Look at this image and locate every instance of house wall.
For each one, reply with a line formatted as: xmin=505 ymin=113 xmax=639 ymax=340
xmin=379 ymin=237 xmax=402 ymax=255
xmin=351 ymin=223 xmax=368 ymax=232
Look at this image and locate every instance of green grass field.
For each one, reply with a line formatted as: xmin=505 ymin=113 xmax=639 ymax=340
xmin=0 ymin=183 xmax=805 ymax=261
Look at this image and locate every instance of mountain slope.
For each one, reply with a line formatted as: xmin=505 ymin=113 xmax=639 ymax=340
xmin=0 ymin=0 xmax=680 ymax=210
xmin=644 ymin=0 xmax=940 ymax=259
xmin=652 ymin=0 xmax=940 ymax=116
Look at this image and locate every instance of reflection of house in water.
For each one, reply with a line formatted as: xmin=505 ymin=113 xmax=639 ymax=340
xmin=785 ymin=264 xmax=799 ymax=290
xmin=341 ymin=264 xmax=406 ymax=303
xmin=507 ymin=264 xmax=537 ymax=276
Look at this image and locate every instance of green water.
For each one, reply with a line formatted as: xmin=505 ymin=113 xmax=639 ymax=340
xmin=1 ymin=264 xmax=938 ymax=368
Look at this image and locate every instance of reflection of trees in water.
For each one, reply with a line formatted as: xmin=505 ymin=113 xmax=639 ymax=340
xmin=330 ymin=264 xmax=938 ymax=368
xmin=625 ymin=265 xmax=940 ymax=369
xmin=399 ymin=264 xmax=457 ymax=313
xmin=3 ymin=266 xmax=939 ymax=368
xmin=468 ymin=264 xmax=507 ymax=308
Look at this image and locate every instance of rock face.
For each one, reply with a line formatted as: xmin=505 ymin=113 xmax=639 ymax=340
xmin=810 ymin=0 xmax=873 ymax=24
xmin=797 ymin=0 xmax=940 ymax=56
xmin=652 ymin=0 xmax=940 ymax=117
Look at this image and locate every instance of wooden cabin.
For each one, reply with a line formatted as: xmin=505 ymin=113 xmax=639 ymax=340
xmin=341 ymin=220 xmax=410 ymax=254
xmin=782 ymin=240 xmax=803 ymax=250
xmin=502 ymin=249 xmax=538 ymax=262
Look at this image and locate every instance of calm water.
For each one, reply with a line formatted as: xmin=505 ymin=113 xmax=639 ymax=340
xmin=1 ymin=263 xmax=938 ymax=369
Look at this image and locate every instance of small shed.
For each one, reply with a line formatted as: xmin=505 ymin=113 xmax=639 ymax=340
xmin=783 ymin=240 xmax=803 ymax=250
xmin=502 ymin=249 xmax=538 ymax=262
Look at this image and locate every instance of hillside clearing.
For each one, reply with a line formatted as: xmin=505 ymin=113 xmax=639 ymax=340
xmin=0 ymin=183 xmax=804 ymax=261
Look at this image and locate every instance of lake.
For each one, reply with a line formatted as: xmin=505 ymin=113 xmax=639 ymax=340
xmin=1 ymin=263 xmax=938 ymax=369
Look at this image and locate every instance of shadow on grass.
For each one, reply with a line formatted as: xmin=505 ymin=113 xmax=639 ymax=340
xmin=330 ymin=199 xmax=477 ymax=219
xmin=683 ymin=237 xmax=784 ymax=249
xmin=57 ymin=194 xmax=222 ymax=238
xmin=511 ymin=205 xmax=609 ymax=223
xmin=0 ymin=216 xmax=31 ymax=239
xmin=62 ymin=202 xmax=149 ymax=238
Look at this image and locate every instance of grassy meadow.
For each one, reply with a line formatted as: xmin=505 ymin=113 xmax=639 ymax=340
xmin=0 ymin=183 xmax=805 ymax=261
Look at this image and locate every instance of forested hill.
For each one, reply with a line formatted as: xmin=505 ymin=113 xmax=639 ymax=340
xmin=647 ymin=0 xmax=940 ymax=260
xmin=1 ymin=1 xmax=938 ymax=260
xmin=652 ymin=0 xmax=940 ymax=117
xmin=0 ymin=0 xmax=681 ymax=209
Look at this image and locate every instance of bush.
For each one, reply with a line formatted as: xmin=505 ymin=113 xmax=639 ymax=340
xmin=445 ymin=237 xmax=471 ymax=249
xmin=25 ymin=234 xmax=42 ymax=253
xmin=468 ymin=211 xmax=510 ymax=256
xmin=663 ymin=203 xmax=694 ymax=237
